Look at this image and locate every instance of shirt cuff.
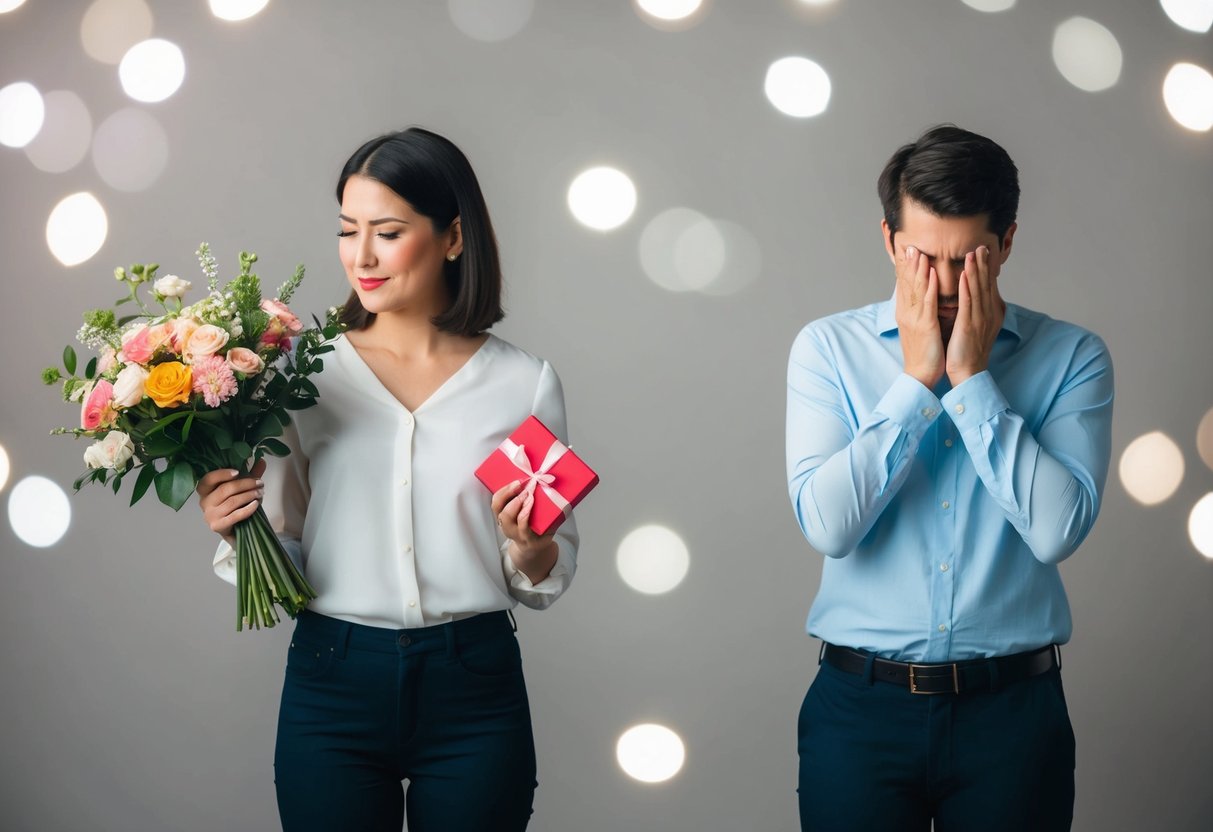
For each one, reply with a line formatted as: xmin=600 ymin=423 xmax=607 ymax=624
xmin=213 ymin=539 xmax=237 ymax=586
xmin=941 ymin=370 xmax=1009 ymax=432
xmin=501 ymin=537 xmax=574 ymax=600
xmin=874 ymin=373 xmax=944 ymax=438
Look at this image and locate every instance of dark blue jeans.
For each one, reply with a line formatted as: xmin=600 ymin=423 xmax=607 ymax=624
xmin=274 ymin=610 xmax=536 ymax=831
xmin=798 ymin=654 xmax=1075 ymax=831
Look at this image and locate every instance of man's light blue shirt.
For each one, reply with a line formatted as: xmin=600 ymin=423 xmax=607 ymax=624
xmin=786 ymin=297 xmax=1114 ymax=661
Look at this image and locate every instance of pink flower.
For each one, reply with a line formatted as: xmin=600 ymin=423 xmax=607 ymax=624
xmin=225 ymin=346 xmax=265 ymax=375
xmin=97 ymin=347 xmax=118 ymax=375
xmin=120 ymin=325 xmax=154 ymax=365
xmin=80 ymin=380 xmax=117 ymax=431
xmin=262 ymin=299 xmax=303 ymax=334
xmin=169 ymin=317 xmax=199 ymax=354
xmin=184 ymin=324 xmax=230 ymax=364
xmin=190 ymin=355 xmax=238 ymax=408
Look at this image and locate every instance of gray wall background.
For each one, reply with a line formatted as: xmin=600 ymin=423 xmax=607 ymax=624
xmin=2 ymin=1 xmax=1211 ymax=830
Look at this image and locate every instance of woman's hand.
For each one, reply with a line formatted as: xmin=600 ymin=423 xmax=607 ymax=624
xmin=196 ymin=458 xmax=267 ymax=547
xmin=492 ymin=480 xmax=559 ymax=584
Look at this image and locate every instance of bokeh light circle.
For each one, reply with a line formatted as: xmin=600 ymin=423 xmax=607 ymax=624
xmin=635 ymin=0 xmax=703 ymax=22
xmin=23 ymin=91 xmax=92 ymax=173
xmin=47 ymin=192 xmax=108 ymax=267
xmin=119 ymin=38 xmax=186 ymax=103
xmin=961 ymin=0 xmax=1015 ymax=11
xmin=208 ymin=0 xmax=270 ymax=21
xmin=765 ymin=56 xmax=831 ymax=118
xmin=1163 ymin=63 xmax=1213 ymax=132
xmin=92 ymin=108 xmax=169 ymax=192
xmin=0 ymin=0 xmax=28 ymax=12
xmin=699 ymin=219 xmax=762 ymax=296
xmin=617 ymin=524 xmax=690 ymax=594
xmin=81 ymin=0 xmax=153 ymax=65
xmin=616 ymin=724 xmax=686 ymax=783
xmin=448 ymin=0 xmax=534 ymax=42
xmin=1196 ymin=407 xmax=1213 ymax=472
xmin=1118 ymin=430 xmax=1185 ymax=505
xmin=568 ymin=167 xmax=637 ymax=231
xmin=0 ymin=81 xmax=45 ymax=148
xmin=1189 ymin=493 xmax=1213 ymax=558
xmin=0 ymin=444 xmax=10 ymax=492
xmin=1160 ymin=0 xmax=1213 ymax=33
xmin=1051 ymin=17 xmax=1122 ymax=93
xmin=8 ymin=475 xmax=71 ymax=548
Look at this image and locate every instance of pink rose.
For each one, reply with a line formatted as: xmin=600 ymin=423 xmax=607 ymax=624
xmin=112 ymin=363 xmax=150 ymax=408
xmin=225 ymin=347 xmax=265 ymax=375
xmin=184 ymin=324 xmax=230 ymax=364
xmin=262 ymin=299 xmax=303 ymax=334
xmin=148 ymin=322 xmax=174 ymax=352
xmin=120 ymin=325 xmax=154 ymax=365
xmin=97 ymin=347 xmax=118 ymax=375
xmin=169 ymin=317 xmax=199 ymax=354
xmin=80 ymin=380 xmax=116 ymax=431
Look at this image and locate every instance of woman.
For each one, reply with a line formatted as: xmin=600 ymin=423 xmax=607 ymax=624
xmin=196 ymin=127 xmax=579 ymax=831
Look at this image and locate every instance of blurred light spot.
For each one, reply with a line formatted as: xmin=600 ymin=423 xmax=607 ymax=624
xmin=617 ymin=524 xmax=690 ymax=594
xmin=961 ymin=0 xmax=1015 ymax=11
xmin=799 ymin=0 xmax=840 ymax=5
xmin=81 ymin=0 xmax=153 ymax=65
xmin=673 ymin=216 xmax=726 ymax=291
xmin=640 ymin=208 xmax=709 ymax=292
xmin=765 ymin=56 xmax=831 ymax=118
xmin=0 ymin=444 xmax=9 ymax=492
xmin=92 ymin=108 xmax=169 ymax=192
xmin=448 ymin=0 xmax=533 ymax=42
xmin=1160 ymin=0 xmax=1213 ymax=33
xmin=8 ymin=476 xmax=71 ymax=548
xmin=616 ymin=724 xmax=685 ymax=783
xmin=47 ymin=192 xmax=108 ymax=266
xmin=208 ymin=0 xmax=270 ymax=21
xmin=635 ymin=0 xmax=703 ymax=24
xmin=1189 ymin=493 xmax=1213 ymax=558
xmin=23 ymin=91 xmax=92 ymax=173
xmin=119 ymin=38 xmax=185 ymax=103
xmin=568 ymin=167 xmax=637 ymax=231
xmin=0 ymin=0 xmax=28 ymax=12
xmin=0 ymin=82 xmax=44 ymax=148
xmin=1051 ymin=17 xmax=1122 ymax=92
xmin=699 ymin=219 xmax=761 ymax=296
xmin=1163 ymin=63 xmax=1213 ymax=132
xmin=1119 ymin=430 xmax=1184 ymax=505
xmin=1197 ymin=408 xmax=1213 ymax=471
xmin=640 ymin=209 xmax=762 ymax=296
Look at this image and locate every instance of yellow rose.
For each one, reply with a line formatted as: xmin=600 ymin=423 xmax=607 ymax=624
xmin=144 ymin=361 xmax=193 ymax=408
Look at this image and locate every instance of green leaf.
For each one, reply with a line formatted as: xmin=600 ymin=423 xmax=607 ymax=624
xmin=63 ymin=345 xmax=77 ymax=376
xmin=298 ymin=378 xmax=320 ymax=398
xmin=117 ymin=314 xmax=141 ymax=326
xmin=261 ymin=438 xmax=290 ymax=457
xmin=232 ymin=441 xmax=253 ymax=461
xmin=145 ymin=410 xmax=195 ymax=435
xmin=141 ymin=433 xmax=182 ymax=457
xmin=85 ymin=357 xmax=98 ymax=380
xmin=111 ymin=474 xmax=123 ymax=494
xmin=154 ymin=461 xmax=197 ymax=511
xmin=130 ymin=464 xmax=157 ymax=506
xmin=115 ymin=296 xmax=132 ymax=306
xmin=182 ymin=411 xmax=195 ymax=443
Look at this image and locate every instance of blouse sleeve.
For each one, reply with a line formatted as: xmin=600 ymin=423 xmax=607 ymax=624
xmin=500 ymin=359 xmax=580 ymax=609
xmin=212 ymin=418 xmax=310 ymax=584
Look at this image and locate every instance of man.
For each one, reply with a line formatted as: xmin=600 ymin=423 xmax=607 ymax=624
xmin=785 ymin=125 xmax=1113 ymax=831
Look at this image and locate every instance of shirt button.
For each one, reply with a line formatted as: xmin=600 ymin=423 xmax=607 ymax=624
xmin=944 ymin=439 xmax=953 ymax=448
xmin=941 ymin=501 xmax=950 ymax=510
xmin=408 ymin=600 xmax=416 ymax=608
xmin=940 ymin=563 xmax=949 ymax=572
xmin=403 ymin=415 xmax=413 ymax=427
xmin=921 ymin=407 xmax=936 ymax=419
xmin=404 ymin=544 xmax=412 ymax=553
xmin=938 ymin=624 xmax=948 ymax=632
xmin=955 ymin=404 xmax=965 ymax=415
xmin=401 ymin=478 xmax=409 ymax=486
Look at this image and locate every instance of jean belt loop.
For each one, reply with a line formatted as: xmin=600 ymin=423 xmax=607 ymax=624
xmin=862 ymin=653 xmax=876 ymax=686
xmin=987 ymin=658 xmax=1000 ymax=693
xmin=334 ymin=618 xmax=352 ymax=660
xmin=507 ymin=608 xmax=518 ymax=633
xmin=817 ymin=641 xmax=827 ymax=666
xmin=444 ymin=619 xmax=460 ymax=659
xmin=1053 ymin=643 xmax=1062 ymax=672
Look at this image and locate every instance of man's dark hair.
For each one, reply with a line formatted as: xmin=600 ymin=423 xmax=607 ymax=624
xmin=878 ymin=124 xmax=1020 ymax=245
xmin=336 ymin=127 xmax=504 ymax=336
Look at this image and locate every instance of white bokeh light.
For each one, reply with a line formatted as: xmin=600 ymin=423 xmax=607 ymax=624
xmin=1163 ymin=63 xmax=1213 ymax=132
xmin=0 ymin=444 xmax=10 ymax=492
xmin=699 ymin=219 xmax=762 ymax=296
xmin=119 ymin=38 xmax=186 ymax=103
xmin=640 ymin=209 xmax=761 ymax=295
xmin=23 ymin=91 xmax=92 ymax=174
xmin=765 ymin=56 xmax=831 ymax=118
xmin=209 ymin=0 xmax=270 ymax=21
xmin=640 ymin=208 xmax=710 ymax=292
xmin=1196 ymin=408 xmax=1213 ymax=472
xmin=0 ymin=82 xmax=45 ymax=148
xmin=799 ymin=0 xmax=840 ymax=6
xmin=0 ymin=0 xmax=28 ymax=13
xmin=81 ymin=0 xmax=153 ymax=65
xmin=635 ymin=0 xmax=704 ymax=22
xmin=673 ymin=216 xmax=726 ymax=291
xmin=1118 ymin=431 xmax=1185 ymax=506
xmin=616 ymin=724 xmax=686 ymax=783
xmin=961 ymin=0 xmax=1016 ymax=11
xmin=616 ymin=524 xmax=690 ymax=595
xmin=1051 ymin=17 xmax=1122 ymax=93
xmin=8 ymin=475 xmax=71 ymax=548
xmin=1160 ymin=0 xmax=1213 ymax=33
xmin=568 ymin=167 xmax=637 ymax=231
xmin=92 ymin=108 xmax=169 ymax=192
xmin=47 ymin=192 xmax=108 ymax=267
xmin=1189 ymin=493 xmax=1213 ymax=558
xmin=448 ymin=0 xmax=533 ymax=42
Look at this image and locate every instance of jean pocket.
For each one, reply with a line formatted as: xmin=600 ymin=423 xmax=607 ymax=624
xmin=453 ymin=632 xmax=523 ymax=680
xmin=285 ymin=638 xmax=336 ymax=681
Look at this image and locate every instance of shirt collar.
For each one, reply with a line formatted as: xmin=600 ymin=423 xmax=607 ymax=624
xmin=876 ymin=293 xmax=1022 ymax=341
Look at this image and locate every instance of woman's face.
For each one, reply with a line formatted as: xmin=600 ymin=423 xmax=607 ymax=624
xmin=337 ymin=174 xmax=461 ymax=319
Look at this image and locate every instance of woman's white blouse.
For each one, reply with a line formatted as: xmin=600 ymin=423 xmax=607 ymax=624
xmin=212 ymin=333 xmax=579 ymax=629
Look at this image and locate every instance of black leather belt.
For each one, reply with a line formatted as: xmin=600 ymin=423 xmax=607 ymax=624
xmin=820 ymin=643 xmax=1059 ymax=695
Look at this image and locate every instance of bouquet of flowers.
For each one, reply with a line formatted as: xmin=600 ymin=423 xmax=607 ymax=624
xmin=43 ymin=243 xmax=344 ymax=631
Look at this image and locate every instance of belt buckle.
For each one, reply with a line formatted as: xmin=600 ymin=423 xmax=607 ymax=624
xmin=908 ymin=662 xmax=960 ymax=695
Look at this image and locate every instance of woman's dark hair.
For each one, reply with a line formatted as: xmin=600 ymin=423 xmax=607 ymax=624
xmin=877 ymin=124 xmax=1020 ymax=246
xmin=336 ymin=127 xmax=504 ymax=335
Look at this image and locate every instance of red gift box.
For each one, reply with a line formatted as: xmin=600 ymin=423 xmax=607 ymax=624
xmin=475 ymin=415 xmax=599 ymax=536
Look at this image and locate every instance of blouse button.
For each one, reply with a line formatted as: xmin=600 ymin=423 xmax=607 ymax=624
xmin=954 ymin=404 xmax=965 ymax=415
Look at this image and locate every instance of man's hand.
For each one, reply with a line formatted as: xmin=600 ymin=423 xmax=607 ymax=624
xmin=946 ymin=246 xmax=1005 ymax=385
xmin=895 ymin=245 xmax=945 ymax=389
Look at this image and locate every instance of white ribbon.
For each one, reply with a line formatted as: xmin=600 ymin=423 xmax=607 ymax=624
xmin=498 ymin=437 xmax=572 ymax=515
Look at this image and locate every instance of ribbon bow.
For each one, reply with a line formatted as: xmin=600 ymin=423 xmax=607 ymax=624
xmin=499 ymin=437 xmax=571 ymax=515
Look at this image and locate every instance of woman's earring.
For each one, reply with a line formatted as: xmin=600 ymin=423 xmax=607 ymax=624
xmin=447 ymin=253 xmax=458 ymax=261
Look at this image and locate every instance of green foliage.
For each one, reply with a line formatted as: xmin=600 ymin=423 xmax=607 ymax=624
xmin=82 ymin=308 xmax=117 ymax=330
xmin=42 ymin=367 xmax=61 ymax=385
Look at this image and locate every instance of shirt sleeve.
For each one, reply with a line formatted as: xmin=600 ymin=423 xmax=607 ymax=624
xmin=786 ymin=324 xmax=943 ymax=558
xmin=940 ymin=334 xmax=1113 ymax=565
xmin=212 ymin=418 xmax=310 ymax=584
xmin=500 ymin=359 xmax=579 ymax=609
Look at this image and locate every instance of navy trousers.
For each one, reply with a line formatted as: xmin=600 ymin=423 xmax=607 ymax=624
xmin=798 ymin=653 xmax=1075 ymax=831
xmin=274 ymin=610 xmax=537 ymax=832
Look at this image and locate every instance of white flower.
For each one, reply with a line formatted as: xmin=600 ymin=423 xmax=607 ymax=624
xmin=69 ymin=379 xmax=94 ymax=404
xmin=83 ymin=431 xmax=134 ymax=470
xmin=112 ymin=363 xmax=150 ymax=408
xmin=153 ymin=274 xmax=192 ymax=299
